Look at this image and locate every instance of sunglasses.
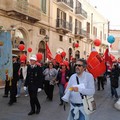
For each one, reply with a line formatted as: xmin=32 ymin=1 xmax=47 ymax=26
xmin=75 ymin=64 xmax=83 ymax=67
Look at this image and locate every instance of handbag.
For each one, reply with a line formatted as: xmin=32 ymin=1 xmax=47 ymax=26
xmin=76 ymin=76 xmax=96 ymax=115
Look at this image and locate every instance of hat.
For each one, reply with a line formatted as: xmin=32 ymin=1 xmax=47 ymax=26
xmin=20 ymin=60 xmax=25 ymax=63
xmin=60 ymin=62 xmax=66 ymax=66
xmin=12 ymin=54 xmax=18 ymax=58
xmin=30 ymin=54 xmax=37 ymax=61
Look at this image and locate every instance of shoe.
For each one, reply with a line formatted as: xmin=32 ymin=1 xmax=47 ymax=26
xmin=25 ymin=94 xmax=28 ymax=97
xmin=8 ymin=101 xmax=14 ymax=106
xmin=114 ymin=98 xmax=119 ymax=102
xmin=16 ymin=95 xmax=20 ymax=98
xmin=3 ymin=95 xmax=8 ymax=98
xmin=59 ymin=103 xmax=63 ymax=106
xmin=36 ymin=108 xmax=41 ymax=114
xmin=28 ymin=111 xmax=35 ymax=115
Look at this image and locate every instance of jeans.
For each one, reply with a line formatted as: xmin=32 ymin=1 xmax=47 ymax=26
xmin=17 ymin=79 xmax=28 ymax=95
xmin=111 ymin=86 xmax=118 ymax=98
xmin=59 ymin=84 xmax=65 ymax=102
xmin=67 ymin=103 xmax=89 ymax=120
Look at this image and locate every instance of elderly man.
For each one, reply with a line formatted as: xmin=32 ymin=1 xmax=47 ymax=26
xmin=63 ymin=59 xmax=95 ymax=120
xmin=24 ymin=54 xmax=43 ymax=115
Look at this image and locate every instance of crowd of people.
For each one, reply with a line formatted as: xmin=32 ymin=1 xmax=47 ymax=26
xmin=2 ymin=53 xmax=120 ymax=120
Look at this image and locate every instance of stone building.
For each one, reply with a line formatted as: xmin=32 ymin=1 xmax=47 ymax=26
xmin=109 ymin=29 xmax=120 ymax=59
xmin=0 ymin=0 xmax=109 ymax=61
xmin=0 ymin=0 xmax=109 ymax=86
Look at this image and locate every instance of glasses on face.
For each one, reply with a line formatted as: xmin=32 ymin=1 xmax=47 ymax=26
xmin=75 ymin=64 xmax=83 ymax=67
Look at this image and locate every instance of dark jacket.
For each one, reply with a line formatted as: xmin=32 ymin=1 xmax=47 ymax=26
xmin=56 ymin=69 xmax=70 ymax=84
xmin=24 ymin=65 xmax=44 ymax=90
xmin=110 ymin=68 xmax=119 ymax=88
xmin=13 ymin=62 xmax=20 ymax=81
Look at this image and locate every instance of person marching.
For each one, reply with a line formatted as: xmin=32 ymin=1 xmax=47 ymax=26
xmin=16 ymin=61 xmax=28 ymax=97
xmin=24 ymin=54 xmax=43 ymax=115
xmin=56 ymin=62 xmax=70 ymax=105
xmin=43 ymin=62 xmax=58 ymax=101
xmin=63 ymin=59 xmax=95 ymax=120
xmin=8 ymin=56 xmax=20 ymax=105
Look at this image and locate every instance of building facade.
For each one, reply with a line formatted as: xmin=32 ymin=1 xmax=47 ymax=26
xmin=109 ymin=30 xmax=120 ymax=59
xmin=0 ymin=0 xmax=109 ymax=86
xmin=49 ymin=0 xmax=109 ymax=60
xmin=0 ymin=0 xmax=109 ymax=61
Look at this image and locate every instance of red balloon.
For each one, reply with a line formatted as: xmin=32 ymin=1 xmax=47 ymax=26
xmin=61 ymin=51 xmax=66 ymax=57
xmin=36 ymin=53 xmax=43 ymax=61
xmin=28 ymin=48 xmax=32 ymax=52
xmin=20 ymin=54 xmax=27 ymax=62
xmin=55 ymin=54 xmax=63 ymax=63
xmin=94 ymin=39 xmax=101 ymax=46
xmin=74 ymin=43 xmax=79 ymax=48
xmin=87 ymin=51 xmax=106 ymax=78
xmin=18 ymin=44 xmax=25 ymax=51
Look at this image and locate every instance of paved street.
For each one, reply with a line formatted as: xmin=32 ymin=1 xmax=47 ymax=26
xmin=0 ymin=79 xmax=120 ymax=120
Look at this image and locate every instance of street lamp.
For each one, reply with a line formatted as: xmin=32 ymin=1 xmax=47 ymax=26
xmin=44 ymin=35 xmax=49 ymax=42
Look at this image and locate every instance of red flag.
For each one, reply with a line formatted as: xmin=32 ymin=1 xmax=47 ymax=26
xmin=104 ymin=48 xmax=113 ymax=66
xmin=46 ymin=43 xmax=53 ymax=60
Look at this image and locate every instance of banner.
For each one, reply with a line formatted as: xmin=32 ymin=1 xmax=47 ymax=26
xmin=46 ymin=43 xmax=53 ymax=60
xmin=104 ymin=48 xmax=113 ymax=67
xmin=0 ymin=32 xmax=13 ymax=81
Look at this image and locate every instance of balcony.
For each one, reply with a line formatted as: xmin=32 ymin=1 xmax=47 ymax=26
xmin=56 ymin=19 xmax=72 ymax=34
xmin=75 ymin=27 xmax=87 ymax=38
xmin=57 ymin=0 xmax=73 ymax=11
xmin=86 ymin=33 xmax=97 ymax=42
xmin=0 ymin=0 xmax=41 ymax=23
xmin=75 ymin=7 xmax=87 ymax=19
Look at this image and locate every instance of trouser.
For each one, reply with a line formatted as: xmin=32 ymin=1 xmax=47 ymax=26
xmin=28 ymin=89 xmax=41 ymax=112
xmin=17 ymin=79 xmax=28 ymax=95
xmin=44 ymin=80 xmax=54 ymax=100
xmin=67 ymin=103 xmax=89 ymax=120
xmin=59 ymin=84 xmax=65 ymax=103
xmin=9 ymin=79 xmax=17 ymax=102
xmin=111 ymin=86 xmax=118 ymax=98
xmin=97 ymin=77 xmax=104 ymax=90
xmin=4 ymin=80 xmax=10 ymax=96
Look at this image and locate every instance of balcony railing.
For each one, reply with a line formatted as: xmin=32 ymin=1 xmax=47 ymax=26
xmin=0 ymin=0 xmax=41 ymax=22
xmin=57 ymin=0 xmax=73 ymax=10
xmin=75 ymin=7 xmax=87 ymax=19
xmin=75 ymin=27 xmax=87 ymax=37
xmin=86 ymin=33 xmax=97 ymax=40
xmin=56 ymin=19 xmax=72 ymax=32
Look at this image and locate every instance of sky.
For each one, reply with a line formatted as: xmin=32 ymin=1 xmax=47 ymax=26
xmin=89 ymin=0 xmax=120 ymax=29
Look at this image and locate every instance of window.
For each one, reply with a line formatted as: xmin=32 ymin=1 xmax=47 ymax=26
xmin=69 ymin=16 xmax=72 ymax=31
xmin=100 ymin=31 xmax=102 ymax=40
xmin=69 ymin=38 xmax=72 ymax=43
xmin=59 ymin=35 xmax=63 ymax=41
xmin=41 ymin=0 xmax=46 ymax=14
xmin=39 ymin=29 xmax=46 ymax=35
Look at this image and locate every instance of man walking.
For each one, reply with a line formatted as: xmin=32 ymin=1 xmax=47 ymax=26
xmin=63 ymin=59 xmax=95 ymax=120
xmin=24 ymin=54 xmax=43 ymax=115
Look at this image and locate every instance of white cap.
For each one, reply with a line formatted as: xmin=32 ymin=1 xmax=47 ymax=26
xmin=30 ymin=54 xmax=37 ymax=61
